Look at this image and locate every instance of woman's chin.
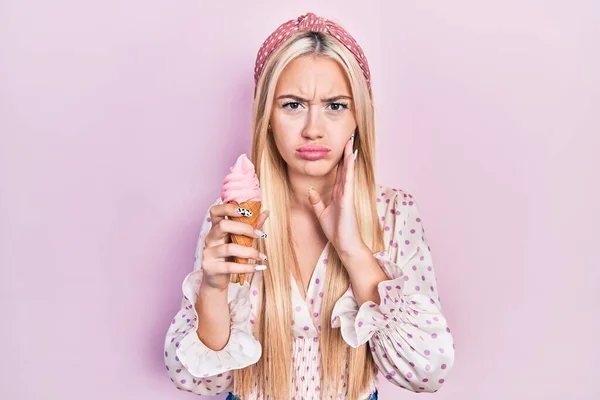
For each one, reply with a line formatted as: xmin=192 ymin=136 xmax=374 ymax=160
xmin=292 ymin=160 xmax=337 ymax=177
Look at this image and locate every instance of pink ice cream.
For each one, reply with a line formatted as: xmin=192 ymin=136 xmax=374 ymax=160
xmin=221 ymin=154 xmax=262 ymax=203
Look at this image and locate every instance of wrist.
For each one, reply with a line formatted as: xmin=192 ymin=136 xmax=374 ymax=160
xmin=196 ymin=280 xmax=228 ymax=307
xmin=199 ymin=280 xmax=228 ymax=295
xmin=338 ymin=242 xmax=371 ymax=264
xmin=199 ymin=274 xmax=230 ymax=292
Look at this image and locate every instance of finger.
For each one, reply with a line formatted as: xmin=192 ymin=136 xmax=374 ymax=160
xmin=206 ymin=219 xmax=266 ymax=246
xmin=220 ymin=218 xmax=265 ymax=238
xmin=345 ymin=147 xmax=356 ymax=196
xmin=308 ymin=187 xmax=326 ymax=218
xmin=209 ymin=202 xmax=257 ymax=226
xmin=205 ymin=218 xmax=264 ymax=247
xmin=204 ymin=261 xmax=267 ymax=276
xmin=344 ymin=134 xmax=354 ymax=162
xmin=220 ymin=262 xmax=267 ymax=274
xmin=210 ymin=242 xmax=267 ymax=261
xmin=255 ymin=210 xmax=270 ymax=230
xmin=334 ymin=156 xmax=344 ymax=191
xmin=334 ymin=136 xmax=353 ymax=195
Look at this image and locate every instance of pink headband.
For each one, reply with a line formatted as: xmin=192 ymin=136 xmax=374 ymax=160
xmin=254 ymin=12 xmax=371 ymax=89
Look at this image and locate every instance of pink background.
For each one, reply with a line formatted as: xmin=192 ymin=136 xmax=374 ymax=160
xmin=1 ymin=1 xmax=599 ymax=399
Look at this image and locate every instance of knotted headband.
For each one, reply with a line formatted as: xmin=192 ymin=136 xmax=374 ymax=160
xmin=254 ymin=12 xmax=371 ymax=89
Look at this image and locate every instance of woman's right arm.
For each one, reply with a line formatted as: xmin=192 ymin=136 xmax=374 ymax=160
xmin=194 ymin=282 xmax=230 ymax=351
xmin=164 ymin=197 xmax=269 ymax=395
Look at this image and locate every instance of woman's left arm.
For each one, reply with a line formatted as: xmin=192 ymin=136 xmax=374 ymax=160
xmin=331 ymin=193 xmax=456 ymax=393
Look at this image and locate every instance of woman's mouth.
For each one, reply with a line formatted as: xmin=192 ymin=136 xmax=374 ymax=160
xmin=297 ymin=145 xmax=331 ymax=161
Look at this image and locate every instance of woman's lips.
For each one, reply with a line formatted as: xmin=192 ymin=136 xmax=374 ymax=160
xmin=298 ymin=151 xmax=329 ymax=160
xmin=297 ymin=145 xmax=330 ymax=161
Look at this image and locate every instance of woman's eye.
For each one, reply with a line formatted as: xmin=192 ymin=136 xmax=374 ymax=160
xmin=283 ymin=102 xmax=301 ymax=110
xmin=328 ymin=103 xmax=349 ymax=112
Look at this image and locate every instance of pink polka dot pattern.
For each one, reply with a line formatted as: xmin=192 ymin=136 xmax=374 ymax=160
xmin=164 ymin=185 xmax=454 ymax=398
xmin=254 ymin=12 xmax=371 ymax=89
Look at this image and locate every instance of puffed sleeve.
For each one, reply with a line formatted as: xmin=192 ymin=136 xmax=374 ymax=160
xmin=331 ymin=190 xmax=455 ymax=393
xmin=164 ymin=196 xmax=262 ymax=395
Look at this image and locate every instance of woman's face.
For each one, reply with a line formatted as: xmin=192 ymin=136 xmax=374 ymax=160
xmin=270 ymin=55 xmax=357 ymax=178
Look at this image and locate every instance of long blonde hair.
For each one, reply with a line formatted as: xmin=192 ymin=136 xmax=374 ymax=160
xmin=233 ymin=30 xmax=385 ymax=399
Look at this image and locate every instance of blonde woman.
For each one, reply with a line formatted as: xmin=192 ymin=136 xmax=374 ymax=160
xmin=165 ymin=12 xmax=455 ymax=400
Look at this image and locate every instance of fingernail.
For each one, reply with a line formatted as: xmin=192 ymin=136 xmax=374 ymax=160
xmin=351 ymin=134 xmax=355 ymax=145
xmin=353 ymin=149 xmax=358 ymax=160
xmin=258 ymin=253 xmax=268 ymax=260
xmin=237 ymin=207 xmax=253 ymax=217
xmin=254 ymin=229 xmax=267 ymax=238
xmin=255 ymin=265 xmax=267 ymax=271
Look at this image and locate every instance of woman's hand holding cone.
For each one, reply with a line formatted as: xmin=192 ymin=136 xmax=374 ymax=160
xmin=201 ymin=203 xmax=269 ymax=291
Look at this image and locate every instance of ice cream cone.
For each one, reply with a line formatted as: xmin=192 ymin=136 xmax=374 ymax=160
xmin=221 ymin=154 xmax=263 ymax=286
xmin=228 ymin=200 xmax=262 ymax=285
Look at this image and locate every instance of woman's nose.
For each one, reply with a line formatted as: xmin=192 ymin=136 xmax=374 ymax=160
xmin=302 ymin=109 xmax=324 ymax=139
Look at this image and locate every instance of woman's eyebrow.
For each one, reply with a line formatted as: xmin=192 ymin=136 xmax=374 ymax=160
xmin=276 ymin=94 xmax=353 ymax=102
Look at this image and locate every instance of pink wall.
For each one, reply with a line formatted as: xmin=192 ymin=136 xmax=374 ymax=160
xmin=1 ymin=1 xmax=599 ymax=399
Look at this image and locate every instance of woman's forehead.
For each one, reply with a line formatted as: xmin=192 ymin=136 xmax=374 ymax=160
xmin=275 ymin=56 xmax=351 ymax=97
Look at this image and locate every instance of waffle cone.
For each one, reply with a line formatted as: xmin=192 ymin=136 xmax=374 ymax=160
xmin=228 ymin=200 xmax=262 ymax=285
